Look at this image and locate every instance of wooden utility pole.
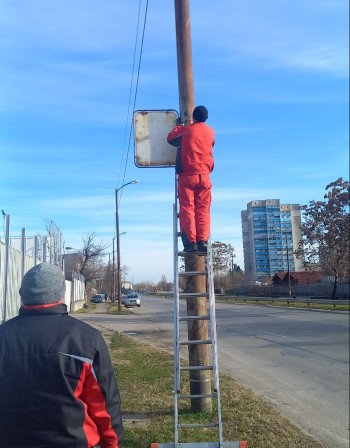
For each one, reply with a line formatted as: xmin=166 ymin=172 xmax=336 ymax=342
xmin=174 ymin=0 xmax=212 ymax=412
xmin=112 ymin=238 xmax=116 ymax=302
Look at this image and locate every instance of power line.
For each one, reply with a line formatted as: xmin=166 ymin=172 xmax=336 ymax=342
xmin=117 ymin=0 xmax=143 ymax=185
xmin=119 ymin=0 xmax=149 ymax=204
xmin=119 ymin=0 xmax=148 ymax=205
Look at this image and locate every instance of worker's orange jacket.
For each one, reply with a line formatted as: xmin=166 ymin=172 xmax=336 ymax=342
xmin=167 ymin=122 xmax=215 ymax=175
xmin=167 ymin=122 xmax=215 ymax=245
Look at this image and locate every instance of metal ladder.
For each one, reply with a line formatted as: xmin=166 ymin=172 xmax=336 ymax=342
xmin=151 ymin=184 xmax=246 ymax=448
xmin=151 ymin=179 xmax=247 ymax=448
xmin=174 ymin=200 xmax=223 ymax=442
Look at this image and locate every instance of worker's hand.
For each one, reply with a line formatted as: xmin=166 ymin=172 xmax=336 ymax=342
xmin=176 ymin=117 xmax=184 ymax=126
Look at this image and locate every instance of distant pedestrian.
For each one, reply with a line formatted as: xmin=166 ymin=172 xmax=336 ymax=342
xmin=168 ymin=105 xmax=215 ymax=253
xmin=0 ymin=262 xmax=123 ymax=448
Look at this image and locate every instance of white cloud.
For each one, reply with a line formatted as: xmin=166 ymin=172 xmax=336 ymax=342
xmin=277 ymin=43 xmax=348 ymax=77
xmin=191 ymin=0 xmax=348 ymax=78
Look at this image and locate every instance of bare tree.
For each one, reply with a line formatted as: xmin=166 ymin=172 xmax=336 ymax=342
xmin=120 ymin=265 xmax=130 ymax=282
xmin=133 ymin=280 xmax=156 ymax=292
xmin=229 ymin=264 xmax=245 ymax=287
xmin=157 ymin=275 xmax=167 ymax=291
xmin=211 ymin=241 xmax=235 ymax=274
xmin=157 ymin=275 xmax=173 ymax=291
xmin=64 ymin=233 xmax=108 ymax=297
xmin=295 ymin=178 xmax=350 ymax=299
xmin=77 ymin=233 xmax=108 ymax=285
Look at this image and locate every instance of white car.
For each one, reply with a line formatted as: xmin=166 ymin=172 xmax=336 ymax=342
xmin=124 ymin=292 xmax=141 ymax=308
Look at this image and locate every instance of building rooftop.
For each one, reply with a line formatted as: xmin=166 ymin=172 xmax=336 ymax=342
xmin=272 ymin=271 xmax=327 ymax=284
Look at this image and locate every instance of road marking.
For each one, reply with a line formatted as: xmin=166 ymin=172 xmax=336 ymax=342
xmin=258 ymin=330 xmax=288 ymax=338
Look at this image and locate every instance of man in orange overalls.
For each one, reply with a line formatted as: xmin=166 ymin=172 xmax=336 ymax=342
xmin=167 ymin=105 xmax=215 ymax=253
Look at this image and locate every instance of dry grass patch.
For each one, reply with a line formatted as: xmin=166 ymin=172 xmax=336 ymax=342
xmin=74 ymin=303 xmax=96 ymax=313
xmin=110 ymin=334 xmax=325 ymax=448
xmin=107 ymin=304 xmax=134 ymax=315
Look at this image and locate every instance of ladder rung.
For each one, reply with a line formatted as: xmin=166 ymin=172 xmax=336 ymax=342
xmin=180 ymin=339 xmax=212 ymax=345
xmin=178 ymin=422 xmax=219 ymax=429
xmin=179 ymin=292 xmax=209 ymax=298
xmin=178 ymin=251 xmax=207 ymax=257
xmin=178 ymin=393 xmax=217 ymax=399
xmin=179 ymin=315 xmax=210 ymax=321
xmin=180 ymin=365 xmax=213 ymax=371
xmin=179 ymin=271 xmax=207 ymax=276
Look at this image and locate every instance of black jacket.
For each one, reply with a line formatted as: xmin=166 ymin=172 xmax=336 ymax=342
xmin=0 ymin=304 xmax=123 ymax=448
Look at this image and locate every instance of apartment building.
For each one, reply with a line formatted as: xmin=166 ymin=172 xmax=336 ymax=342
xmin=241 ymin=199 xmax=304 ymax=281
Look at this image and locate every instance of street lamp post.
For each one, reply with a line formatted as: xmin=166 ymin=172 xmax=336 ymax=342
xmin=115 ymin=180 xmax=138 ymax=310
xmin=112 ymin=232 xmax=126 ymax=303
xmin=231 ymin=254 xmax=234 ymax=288
xmin=275 ymin=229 xmax=292 ymax=297
xmin=284 ymin=232 xmax=292 ymax=297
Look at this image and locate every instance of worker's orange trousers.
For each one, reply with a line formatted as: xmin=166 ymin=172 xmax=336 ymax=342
xmin=178 ymin=174 xmax=212 ymax=246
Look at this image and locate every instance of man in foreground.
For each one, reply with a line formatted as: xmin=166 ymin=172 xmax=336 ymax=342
xmin=0 ymin=262 xmax=123 ymax=447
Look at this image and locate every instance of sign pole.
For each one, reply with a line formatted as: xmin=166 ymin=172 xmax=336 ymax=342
xmin=174 ymin=0 xmax=212 ymax=412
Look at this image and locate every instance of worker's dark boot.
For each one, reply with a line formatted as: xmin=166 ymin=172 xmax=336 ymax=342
xmin=184 ymin=242 xmax=198 ymax=253
xmin=197 ymin=241 xmax=208 ymax=253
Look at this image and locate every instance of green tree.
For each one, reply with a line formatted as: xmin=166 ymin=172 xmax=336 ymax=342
xmin=295 ymin=178 xmax=349 ymax=299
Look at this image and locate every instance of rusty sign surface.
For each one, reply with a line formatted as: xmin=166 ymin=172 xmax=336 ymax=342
xmin=134 ymin=109 xmax=178 ymax=167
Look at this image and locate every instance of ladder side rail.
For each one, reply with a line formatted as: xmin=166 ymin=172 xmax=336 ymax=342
xmin=207 ymin=237 xmax=223 ymax=446
xmin=173 ymin=203 xmax=181 ymax=392
xmin=173 ymin=174 xmax=181 ymax=446
xmin=207 ymin=238 xmax=219 ymax=391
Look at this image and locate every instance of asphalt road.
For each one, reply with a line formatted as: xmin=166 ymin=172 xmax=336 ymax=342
xmin=74 ymin=295 xmax=349 ymax=448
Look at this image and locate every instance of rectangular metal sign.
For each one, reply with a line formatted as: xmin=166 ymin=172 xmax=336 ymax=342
xmin=134 ymin=109 xmax=178 ymax=167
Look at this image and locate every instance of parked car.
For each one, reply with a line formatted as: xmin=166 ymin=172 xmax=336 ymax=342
xmin=124 ymin=292 xmax=141 ymax=308
xmin=91 ymin=294 xmax=104 ymax=303
xmin=100 ymin=292 xmax=108 ymax=301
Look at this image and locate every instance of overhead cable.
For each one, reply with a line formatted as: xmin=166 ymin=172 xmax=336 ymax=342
xmin=119 ymin=0 xmax=149 ymax=204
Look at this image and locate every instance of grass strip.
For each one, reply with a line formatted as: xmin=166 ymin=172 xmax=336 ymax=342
xmin=218 ymin=297 xmax=349 ymax=311
xmin=108 ymin=304 xmax=134 ymax=315
xmin=152 ymin=293 xmax=349 ymax=311
xmin=74 ymin=303 xmax=96 ymax=313
xmin=110 ymin=334 xmax=324 ymax=448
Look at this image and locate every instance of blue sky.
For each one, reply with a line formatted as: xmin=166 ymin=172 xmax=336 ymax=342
xmin=1 ymin=0 xmax=349 ymax=284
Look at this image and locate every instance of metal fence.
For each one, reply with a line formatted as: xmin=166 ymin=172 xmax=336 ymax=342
xmin=226 ymin=283 xmax=350 ymax=298
xmin=1 ymin=242 xmax=86 ymax=322
xmin=0 ymin=241 xmax=34 ymax=322
xmin=219 ymin=296 xmax=349 ymax=308
xmin=0 ymin=214 xmax=85 ymax=323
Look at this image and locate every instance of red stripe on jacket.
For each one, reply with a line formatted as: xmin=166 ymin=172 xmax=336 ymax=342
xmin=74 ymin=362 xmax=119 ymax=448
xmin=21 ymin=299 xmax=64 ymax=310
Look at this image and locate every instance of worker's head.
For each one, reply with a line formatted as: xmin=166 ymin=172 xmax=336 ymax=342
xmin=20 ymin=262 xmax=66 ymax=307
xmin=193 ymin=105 xmax=208 ymax=122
